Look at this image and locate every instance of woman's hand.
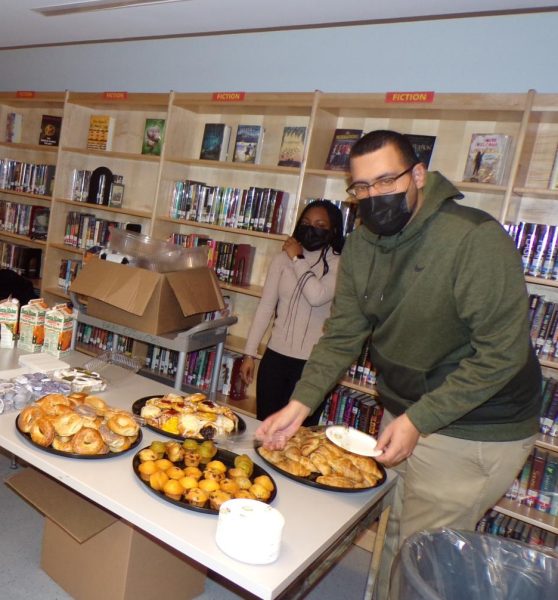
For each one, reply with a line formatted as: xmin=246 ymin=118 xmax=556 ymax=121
xmin=239 ymin=356 xmax=255 ymax=385
xmin=282 ymin=236 xmax=303 ymax=260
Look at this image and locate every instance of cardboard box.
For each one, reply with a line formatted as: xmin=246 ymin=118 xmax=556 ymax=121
xmin=70 ymin=259 xmax=225 ymax=335
xmin=6 ymin=468 xmax=206 ymax=600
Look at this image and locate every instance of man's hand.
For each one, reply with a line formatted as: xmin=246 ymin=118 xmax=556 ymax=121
xmin=255 ymin=400 xmax=311 ymax=449
xmin=375 ymin=413 xmax=420 ymax=467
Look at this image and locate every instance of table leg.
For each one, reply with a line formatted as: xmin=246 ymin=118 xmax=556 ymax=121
xmin=364 ymin=503 xmax=391 ymax=600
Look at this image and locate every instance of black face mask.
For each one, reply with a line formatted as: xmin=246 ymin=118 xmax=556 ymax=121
xmin=358 ymin=191 xmax=413 ymax=236
xmin=294 ymin=223 xmax=332 ymax=251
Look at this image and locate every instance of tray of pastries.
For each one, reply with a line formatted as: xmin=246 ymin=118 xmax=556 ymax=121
xmin=16 ymin=393 xmax=142 ymax=458
xmin=256 ymin=426 xmax=386 ymax=492
xmin=132 ymin=393 xmax=245 ymax=441
xmin=133 ymin=438 xmax=276 ymax=515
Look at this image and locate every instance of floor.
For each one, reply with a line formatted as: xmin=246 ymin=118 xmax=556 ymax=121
xmin=0 ymin=448 xmax=372 ymax=600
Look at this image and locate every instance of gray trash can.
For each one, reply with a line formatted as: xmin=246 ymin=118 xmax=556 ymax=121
xmin=393 ymin=528 xmax=558 ymax=600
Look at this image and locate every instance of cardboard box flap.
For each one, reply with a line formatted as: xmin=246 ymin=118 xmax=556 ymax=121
xmin=6 ymin=468 xmax=117 ymax=543
xmin=70 ymin=260 xmax=160 ymax=317
xmin=166 ymin=268 xmax=225 ymax=316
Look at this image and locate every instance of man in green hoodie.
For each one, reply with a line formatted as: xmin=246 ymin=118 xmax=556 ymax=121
xmin=256 ymin=130 xmax=542 ymax=597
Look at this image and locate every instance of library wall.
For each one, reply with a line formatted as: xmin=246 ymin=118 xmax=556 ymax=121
xmin=1 ymin=13 xmax=558 ymax=93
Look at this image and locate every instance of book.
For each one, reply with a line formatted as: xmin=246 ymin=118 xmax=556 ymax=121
xmin=463 ymin=133 xmax=513 ymax=185
xmin=324 ymin=128 xmax=362 ymax=171
xmin=87 ymin=114 xmax=115 ymax=151
xmin=524 ymin=448 xmax=547 ymax=507
xmin=277 ymin=126 xmax=306 ymax=167
xmin=232 ymin=125 xmax=264 ymax=164
xmin=141 ymin=118 xmax=165 ymax=156
xmin=5 ymin=112 xmax=22 ymax=143
xmin=549 ymin=146 xmax=558 ymax=190
xmin=199 ymin=123 xmax=231 ymax=161
xmin=38 ymin=114 xmax=62 ymax=147
xmin=404 ymin=134 xmax=437 ymax=168
xmin=29 ymin=206 xmax=50 ymax=241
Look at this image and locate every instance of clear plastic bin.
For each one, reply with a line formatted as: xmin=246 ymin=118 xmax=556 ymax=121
xmin=394 ymin=528 xmax=558 ymax=600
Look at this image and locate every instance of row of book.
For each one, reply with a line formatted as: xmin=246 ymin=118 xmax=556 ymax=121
xmin=169 ymin=233 xmax=255 ymax=286
xmin=303 ymin=197 xmax=358 ymax=237
xmin=74 ymin=322 xmax=134 ymax=356
xmin=70 ymin=168 xmax=125 ymax=208
xmin=168 ymin=180 xmax=288 ymax=234
xmin=0 ymin=242 xmax=41 ymax=278
xmin=0 ymin=201 xmax=50 ymax=240
xmin=63 ymin=212 xmax=134 ymax=249
xmin=57 ymin=258 xmax=82 ymax=292
xmin=346 ymin=335 xmax=376 ymax=388
xmin=476 ymin=510 xmax=558 ymax=550
xmin=540 ymin=376 xmax=558 ymax=436
xmin=4 ymin=112 xmax=62 ymax=147
xmin=504 ymin=447 xmax=558 ymax=515
xmin=528 ymin=294 xmax=558 ymax=360
xmin=505 ymin=222 xmax=558 ymax=280
xmin=318 ymin=385 xmax=384 ymax=438
xmin=0 ymin=158 xmax=56 ymax=197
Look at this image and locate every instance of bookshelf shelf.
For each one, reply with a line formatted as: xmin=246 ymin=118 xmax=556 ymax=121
xmin=525 ymin=276 xmax=558 ymax=288
xmin=536 ymin=434 xmax=558 ymax=452
xmin=514 ymin=187 xmax=558 ymax=198
xmin=0 ymin=231 xmax=46 ymax=247
xmin=0 ymin=189 xmax=52 ymax=203
xmin=219 ymin=282 xmax=263 ymax=298
xmin=56 ymin=197 xmax=152 ymax=219
xmin=61 ymin=146 xmax=161 ymax=163
xmin=0 ymin=141 xmax=59 ymax=153
xmin=165 ymin=156 xmax=301 ymax=176
xmin=42 ymin=286 xmax=69 ymax=300
xmin=493 ymin=498 xmax=558 ymax=535
xmin=340 ymin=378 xmax=378 ymax=397
xmin=47 ymin=242 xmax=85 ymax=255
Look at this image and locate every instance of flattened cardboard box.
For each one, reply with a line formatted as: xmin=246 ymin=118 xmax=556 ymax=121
xmin=6 ymin=468 xmax=206 ymax=600
xmin=70 ymin=259 xmax=225 ymax=335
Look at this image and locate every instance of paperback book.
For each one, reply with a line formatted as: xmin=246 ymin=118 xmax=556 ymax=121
xmin=38 ymin=115 xmax=62 ymax=147
xmin=404 ymin=134 xmax=437 ymax=168
xmin=277 ymin=126 xmax=306 ymax=167
xmin=324 ymin=128 xmax=363 ymax=171
xmin=5 ymin=112 xmax=22 ymax=143
xmin=141 ymin=118 xmax=165 ymax=156
xmin=232 ymin=124 xmax=264 ymax=164
xmin=86 ymin=114 xmax=115 ymax=151
xmin=463 ymin=133 xmax=513 ymax=185
xmin=199 ymin=123 xmax=231 ymax=161
xmin=549 ymin=146 xmax=558 ymax=190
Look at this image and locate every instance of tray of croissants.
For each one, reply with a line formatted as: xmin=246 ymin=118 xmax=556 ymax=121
xmin=256 ymin=426 xmax=386 ymax=492
xmin=16 ymin=392 xmax=142 ymax=458
xmin=133 ymin=438 xmax=277 ymax=514
xmin=132 ymin=392 xmax=245 ymax=441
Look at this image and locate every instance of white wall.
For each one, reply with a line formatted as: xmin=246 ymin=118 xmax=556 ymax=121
xmin=0 ymin=12 xmax=557 ymax=93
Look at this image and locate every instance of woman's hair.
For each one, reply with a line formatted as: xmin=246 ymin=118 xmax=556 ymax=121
xmin=296 ymin=199 xmax=345 ymax=254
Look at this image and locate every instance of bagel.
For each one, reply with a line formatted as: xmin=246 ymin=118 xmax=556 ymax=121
xmin=71 ymin=427 xmax=107 ymax=455
xmin=30 ymin=417 xmax=55 ymax=447
xmin=53 ymin=412 xmax=84 ymax=437
xmin=107 ymin=413 xmax=139 ymax=437
xmin=52 ymin=436 xmax=74 ymax=453
xmin=83 ymin=395 xmax=107 ymax=414
xmin=17 ymin=405 xmax=44 ymax=433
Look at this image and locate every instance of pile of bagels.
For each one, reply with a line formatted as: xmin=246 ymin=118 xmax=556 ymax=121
xmin=17 ymin=392 xmax=140 ymax=455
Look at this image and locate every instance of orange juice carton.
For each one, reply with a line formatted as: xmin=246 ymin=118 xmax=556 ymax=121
xmin=19 ymin=298 xmax=49 ymax=352
xmin=43 ymin=303 xmax=74 ymax=357
xmin=0 ymin=296 xmax=20 ymax=348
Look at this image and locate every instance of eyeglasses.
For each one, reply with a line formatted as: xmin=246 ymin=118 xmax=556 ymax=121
xmin=346 ymin=164 xmax=416 ymax=199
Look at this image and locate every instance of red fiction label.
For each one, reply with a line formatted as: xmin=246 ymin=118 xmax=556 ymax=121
xmin=385 ymin=91 xmax=435 ymax=103
xmin=212 ymin=92 xmax=246 ymax=102
xmin=103 ymin=91 xmax=128 ymax=100
xmin=16 ymin=91 xmax=35 ymax=98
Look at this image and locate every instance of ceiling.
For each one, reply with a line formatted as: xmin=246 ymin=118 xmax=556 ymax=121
xmin=1 ymin=0 xmax=558 ymax=50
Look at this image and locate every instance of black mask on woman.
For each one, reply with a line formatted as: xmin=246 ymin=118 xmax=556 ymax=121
xmin=294 ymin=223 xmax=332 ymax=251
xmin=358 ymin=191 xmax=412 ymax=236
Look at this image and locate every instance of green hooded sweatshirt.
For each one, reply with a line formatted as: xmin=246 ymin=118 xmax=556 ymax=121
xmin=293 ymin=171 xmax=542 ymax=441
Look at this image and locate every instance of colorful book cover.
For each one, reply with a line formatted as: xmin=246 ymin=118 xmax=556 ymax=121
xmin=463 ymin=133 xmax=513 ymax=185
xmin=38 ymin=114 xmax=62 ymax=147
xmin=277 ymin=126 xmax=306 ymax=167
xmin=324 ymin=128 xmax=362 ymax=171
xmin=199 ymin=123 xmax=231 ymax=161
xmin=404 ymin=134 xmax=437 ymax=168
xmin=233 ymin=124 xmax=263 ymax=164
xmin=86 ymin=114 xmax=115 ymax=151
xmin=141 ymin=118 xmax=165 ymax=156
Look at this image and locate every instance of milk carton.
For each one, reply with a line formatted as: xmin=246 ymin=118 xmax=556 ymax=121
xmin=43 ymin=303 xmax=74 ymax=357
xmin=19 ymin=298 xmax=49 ymax=352
xmin=0 ymin=296 xmax=20 ymax=348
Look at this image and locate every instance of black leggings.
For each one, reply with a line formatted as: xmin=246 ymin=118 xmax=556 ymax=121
xmin=256 ymin=348 xmax=325 ymax=425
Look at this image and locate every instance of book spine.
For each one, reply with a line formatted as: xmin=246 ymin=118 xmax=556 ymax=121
xmin=523 ymin=449 xmax=547 ymax=507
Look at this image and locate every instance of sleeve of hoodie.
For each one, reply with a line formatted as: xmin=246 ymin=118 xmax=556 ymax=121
xmin=291 ymin=239 xmax=374 ymax=412
xmin=406 ymin=221 xmax=533 ymax=434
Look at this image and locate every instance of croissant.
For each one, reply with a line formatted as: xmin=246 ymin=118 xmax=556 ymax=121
xmin=258 ymin=446 xmax=284 ymax=465
xmin=316 ymin=475 xmax=356 ymax=488
xmin=348 ymin=455 xmax=383 ymax=479
xmin=298 ymin=455 xmax=318 ymax=473
xmin=308 ymin=451 xmax=332 ymax=475
xmin=284 ymin=444 xmax=302 ymax=461
xmin=276 ymin=458 xmax=312 ymax=477
xmin=330 ymin=457 xmax=363 ymax=482
xmin=301 ymin=437 xmax=320 ymax=456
